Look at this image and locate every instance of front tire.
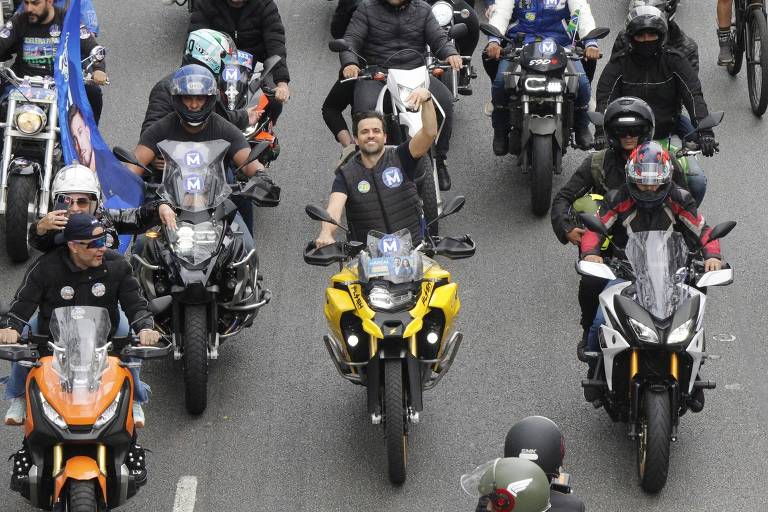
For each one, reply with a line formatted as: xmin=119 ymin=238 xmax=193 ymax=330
xmin=384 ymin=360 xmax=407 ymax=485
xmin=747 ymin=9 xmax=768 ymax=115
xmin=5 ymin=175 xmax=37 ymax=263
xmin=183 ymin=304 xmax=209 ymax=415
xmin=529 ymin=135 xmax=554 ymax=217
xmin=637 ymin=389 xmax=672 ymax=493
xmin=66 ymin=480 xmax=98 ymax=512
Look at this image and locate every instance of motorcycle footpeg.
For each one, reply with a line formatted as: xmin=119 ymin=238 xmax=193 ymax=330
xmin=692 ymin=380 xmax=716 ymax=390
xmin=581 ymin=378 xmax=606 ymax=388
xmin=583 ymin=351 xmax=602 ymax=360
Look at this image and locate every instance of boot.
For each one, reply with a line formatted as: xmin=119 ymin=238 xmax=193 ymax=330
xmin=574 ymin=125 xmax=594 ymax=149
xmin=436 ymin=157 xmax=451 ymax=191
xmin=717 ymin=28 xmax=734 ymax=66
xmin=687 ymin=376 xmax=705 ymax=412
xmin=493 ymin=129 xmax=509 ymax=156
xmin=458 ymin=67 xmax=473 ymax=96
xmin=577 ymin=328 xmax=589 ymax=363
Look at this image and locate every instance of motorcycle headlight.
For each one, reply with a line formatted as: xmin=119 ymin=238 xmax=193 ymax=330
xmin=172 ymin=221 xmax=222 ymax=264
xmin=432 ymin=1 xmax=454 ymax=26
xmin=367 ymin=285 xmax=417 ymax=312
xmin=93 ymin=391 xmax=122 ymax=429
xmin=667 ymin=319 xmax=693 ymax=345
xmin=14 ymin=104 xmax=47 ymax=135
xmin=628 ymin=318 xmax=659 ymax=344
xmin=523 ymin=76 xmax=547 ymax=93
xmin=545 ymin=80 xmax=564 ymax=94
xmin=39 ymin=393 xmax=67 ymax=429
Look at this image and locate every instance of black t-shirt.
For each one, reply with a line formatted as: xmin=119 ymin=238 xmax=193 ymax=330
xmin=139 ymin=112 xmax=249 ymax=164
xmin=332 ymin=142 xmax=419 ymax=194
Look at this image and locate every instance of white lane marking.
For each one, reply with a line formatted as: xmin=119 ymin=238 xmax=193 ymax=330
xmin=173 ymin=476 xmax=198 ymax=512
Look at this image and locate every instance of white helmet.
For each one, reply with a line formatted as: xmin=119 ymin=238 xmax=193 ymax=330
xmin=52 ymin=164 xmax=102 ymax=202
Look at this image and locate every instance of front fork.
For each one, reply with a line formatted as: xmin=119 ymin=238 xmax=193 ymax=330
xmin=366 ymin=336 xmax=423 ymax=424
xmin=628 ymin=350 xmax=681 ymax=441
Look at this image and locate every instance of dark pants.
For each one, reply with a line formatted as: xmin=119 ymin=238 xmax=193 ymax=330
xmin=453 ymin=1 xmax=480 ymax=57
xmin=353 ymin=77 xmax=454 ymax=158
xmin=578 ymin=275 xmax=609 ymax=331
xmin=84 ymin=83 xmax=103 ymax=125
xmin=322 ymin=74 xmax=355 ymax=139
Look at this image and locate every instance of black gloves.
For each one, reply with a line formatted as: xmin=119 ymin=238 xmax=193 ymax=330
xmin=593 ymin=131 xmax=606 ymax=151
xmin=698 ymin=129 xmax=719 ymax=157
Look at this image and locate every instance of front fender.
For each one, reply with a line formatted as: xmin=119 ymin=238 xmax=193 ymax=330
xmin=53 ymin=456 xmax=107 ymax=503
xmin=8 ymin=157 xmax=42 ymax=177
xmin=522 ymin=116 xmax=562 ymax=149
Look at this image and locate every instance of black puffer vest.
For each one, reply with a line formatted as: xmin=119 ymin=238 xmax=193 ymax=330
xmin=339 ymin=148 xmax=422 ymax=243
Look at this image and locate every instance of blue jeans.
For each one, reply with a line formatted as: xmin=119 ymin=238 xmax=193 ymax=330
xmin=491 ymin=58 xmax=591 ymax=130
xmin=586 ymin=279 xmax=627 ymax=353
xmin=674 ymin=115 xmax=707 ymax=206
xmin=3 ymin=311 xmax=150 ymax=404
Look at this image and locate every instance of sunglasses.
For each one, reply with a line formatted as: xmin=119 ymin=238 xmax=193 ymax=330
xmin=73 ymin=235 xmax=108 ymax=249
xmin=57 ymin=195 xmax=93 ymax=207
xmin=612 ymin=125 xmax=647 ymax=138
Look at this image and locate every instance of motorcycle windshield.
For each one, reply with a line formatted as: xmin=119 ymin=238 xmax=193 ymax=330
xmin=354 ymin=229 xmax=427 ymax=284
xmin=625 ymin=231 xmax=691 ymax=320
xmin=157 ymin=140 xmax=232 ymax=213
xmin=48 ymin=306 xmax=112 ymax=396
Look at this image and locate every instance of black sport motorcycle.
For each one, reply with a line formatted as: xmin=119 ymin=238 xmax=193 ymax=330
xmin=577 ymin=215 xmax=736 ymax=493
xmin=479 ymin=23 xmax=609 ymax=216
xmin=118 ymin=140 xmax=279 ymax=414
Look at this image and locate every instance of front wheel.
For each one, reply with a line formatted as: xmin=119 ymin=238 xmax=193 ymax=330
xmin=384 ymin=360 xmax=407 ymax=485
xmin=747 ymin=9 xmax=768 ymax=115
xmin=4 ymin=174 xmax=38 ymax=263
xmin=529 ymin=135 xmax=554 ymax=217
xmin=637 ymin=389 xmax=672 ymax=493
xmin=183 ymin=304 xmax=209 ymax=415
xmin=66 ymin=480 xmax=99 ymax=512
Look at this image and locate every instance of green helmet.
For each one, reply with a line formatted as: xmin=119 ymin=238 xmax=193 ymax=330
xmin=184 ymin=29 xmax=236 ymax=77
xmin=461 ymin=458 xmax=551 ymax=512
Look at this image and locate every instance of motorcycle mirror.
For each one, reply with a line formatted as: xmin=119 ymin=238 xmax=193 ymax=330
xmin=587 ymin=111 xmax=604 ymax=127
xmin=237 ymin=175 xmax=281 ymax=207
xmin=707 ymin=220 xmax=736 ymax=242
xmin=249 ymin=55 xmax=282 ymax=94
xmin=328 ymin=39 xmax=350 ymax=53
xmin=90 ymin=45 xmax=106 ymax=62
xmin=148 ymin=296 xmax=172 ymax=315
xmin=305 ymin=204 xmax=349 ymax=233
xmin=694 ymin=111 xmax=725 ymax=131
xmin=113 ymin=146 xmax=140 ymax=166
xmin=581 ymin=27 xmax=610 ymax=41
xmin=460 ymin=8 xmax=471 ymax=19
xmin=479 ymin=23 xmax=506 ymax=40
xmin=426 ymin=195 xmax=465 ymax=229
xmin=576 ymin=260 xmax=617 ymax=281
xmin=448 ymin=23 xmax=468 ymax=40
xmin=578 ymin=213 xmax=609 ymax=236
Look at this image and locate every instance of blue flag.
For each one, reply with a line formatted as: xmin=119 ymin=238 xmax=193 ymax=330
xmin=54 ymin=0 xmax=144 ymax=243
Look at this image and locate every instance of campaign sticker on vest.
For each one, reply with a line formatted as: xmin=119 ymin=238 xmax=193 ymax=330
xmin=525 ymin=12 xmax=536 ymax=21
xmin=0 ymin=28 xmax=10 ymax=39
xmin=184 ymin=150 xmax=203 ymax=168
xmin=357 ymin=180 xmax=371 ymax=194
xmin=79 ymin=26 xmax=91 ymax=39
xmin=184 ymin=174 xmax=205 ymax=193
xmin=49 ymin=24 xmax=61 ymax=38
xmin=60 ymin=286 xmax=75 ymax=300
xmin=538 ymin=39 xmax=557 ymax=55
xmin=377 ymin=235 xmax=401 ymax=255
xmin=382 ymin=167 xmax=403 ymax=189
xmin=105 ymin=233 xmax=115 ymax=248
xmin=91 ymin=282 xmax=106 ymax=297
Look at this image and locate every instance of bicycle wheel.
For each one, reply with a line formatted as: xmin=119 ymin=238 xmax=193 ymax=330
xmin=746 ymin=8 xmax=768 ymax=115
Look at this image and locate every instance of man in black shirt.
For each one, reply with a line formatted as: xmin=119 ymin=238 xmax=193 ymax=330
xmin=315 ymin=86 xmax=435 ymax=247
xmin=0 ymin=0 xmax=108 ymax=122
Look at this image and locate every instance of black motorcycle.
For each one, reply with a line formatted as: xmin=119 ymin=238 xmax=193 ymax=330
xmin=116 ymin=140 xmax=278 ymax=414
xmin=479 ymin=23 xmax=609 ymax=216
xmin=577 ymin=215 xmax=736 ymax=493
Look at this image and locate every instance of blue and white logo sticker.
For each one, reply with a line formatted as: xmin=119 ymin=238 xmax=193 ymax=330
xmin=378 ymin=235 xmax=401 ymax=255
xmin=184 ymin=174 xmax=204 ymax=193
xmin=382 ymin=167 xmax=403 ymax=188
xmin=223 ymin=66 xmax=240 ymax=82
xmin=538 ymin=39 xmax=557 ymax=55
xmin=0 ymin=28 xmax=10 ymax=39
xmin=357 ymin=180 xmax=371 ymax=193
xmin=184 ymin=151 xmax=203 ymax=168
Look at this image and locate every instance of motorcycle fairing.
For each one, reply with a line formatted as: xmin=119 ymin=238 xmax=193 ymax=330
xmin=598 ymin=325 xmax=631 ymax=392
xmin=378 ymin=66 xmax=446 ymax=141
xmin=685 ymin=329 xmax=705 ymax=394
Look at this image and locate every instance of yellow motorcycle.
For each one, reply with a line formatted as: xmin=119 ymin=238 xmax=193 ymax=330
xmin=303 ymin=196 xmax=475 ymax=485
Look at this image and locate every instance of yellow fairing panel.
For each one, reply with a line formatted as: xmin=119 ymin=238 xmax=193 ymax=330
xmin=429 ymin=283 xmax=460 ymax=334
xmin=403 ymin=281 xmax=435 ymax=338
xmin=348 ymin=283 xmax=383 ymax=339
xmin=324 ymin=288 xmax=355 ymax=342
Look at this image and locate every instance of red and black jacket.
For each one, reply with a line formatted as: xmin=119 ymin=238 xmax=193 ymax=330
xmin=580 ymin=184 xmax=721 ymax=260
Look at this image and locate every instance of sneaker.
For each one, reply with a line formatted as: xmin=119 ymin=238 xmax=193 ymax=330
xmin=717 ymin=28 xmax=734 ymax=65
xmin=574 ymin=125 xmax=594 ymax=149
xmin=132 ymin=403 xmax=145 ymax=428
xmin=436 ymin=158 xmax=451 ymax=191
xmin=493 ymin=129 xmax=509 ymax=155
xmin=4 ymin=397 xmax=26 ymax=426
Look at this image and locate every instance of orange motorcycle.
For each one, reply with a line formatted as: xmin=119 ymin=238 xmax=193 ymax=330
xmin=1 ymin=305 xmax=170 ymax=511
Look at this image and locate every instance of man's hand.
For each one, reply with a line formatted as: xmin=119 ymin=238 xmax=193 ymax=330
xmin=151 ymin=155 xmax=165 ymax=172
xmin=37 ymin=210 xmax=68 ymax=234
xmin=584 ymin=46 xmax=601 ymax=61
xmin=406 ymin=87 xmax=432 ymax=110
xmin=485 ymin=41 xmax=502 ymax=60
xmin=566 ymin=227 xmax=586 ymax=245
xmin=593 ymin=132 xmax=606 ymax=150
xmin=0 ymin=328 xmax=20 ymax=345
xmin=247 ymin=105 xmax=264 ymax=126
xmin=158 ymin=203 xmax=177 ymax=230
xmin=91 ymin=70 xmax=109 ymax=85
xmin=446 ymin=54 xmax=462 ymax=71
xmin=315 ymin=231 xmax=336 ymax=248
xmin=584 ymin=255 xmax=604 ymax=264
xmin=138 ymin=329 xmax=161 ymax=346
xmin=343 ymin=64 xmax=360 ymax=79
xmin=274 ymin=82 xmax=290 ymax=103
xmin=704 ymin=258 xmax=722 ymax=272
xmin=698 ymin=131 xmax=719 ymax=157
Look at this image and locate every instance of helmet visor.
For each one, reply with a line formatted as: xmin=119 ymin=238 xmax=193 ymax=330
xmin=627 ymin=162 xmax=671 ymax=185
xmin=460 ymin=459 xmax=499 ymax=497
xmin=171 ymin=73 xmax=218 ymax=97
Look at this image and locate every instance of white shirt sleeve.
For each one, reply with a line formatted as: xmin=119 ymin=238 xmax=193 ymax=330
xmin=489 ymin=0 xmax=516 ymax=38
xmin=568 ymin=0 xmax=597 ymax=40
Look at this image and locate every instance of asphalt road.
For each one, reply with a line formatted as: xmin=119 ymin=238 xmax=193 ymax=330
xmin=1 ymin=1 xmax=767 ymax=510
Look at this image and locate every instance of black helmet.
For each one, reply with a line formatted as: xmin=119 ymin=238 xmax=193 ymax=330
xmin=504 ymin=416 xmax=565 ymax=480
xmin=626 ymin=5 xmax=668 ymax=54
xmin=625 ymin=140 xmax=674 ymax=209
xmin=665 ymin=0 xmax=679 ymax=20
xmin=170 ymin=64 xmax=219 ymax=127
xmin=629 ymin=0 xmax=678 ymax=20
xmin=604 ymin=97 xmax=655 ymax=150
